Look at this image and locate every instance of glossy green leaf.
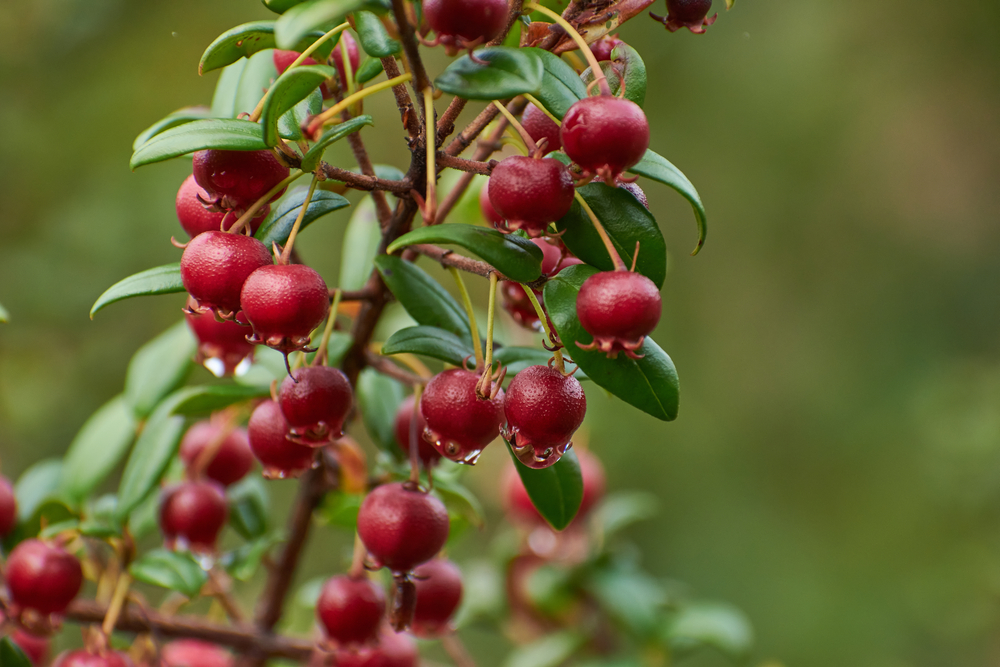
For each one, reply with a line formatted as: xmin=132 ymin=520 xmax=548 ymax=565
xmin=436 ymin=47 xmax=544 ymax=101
xmin=505 ymin=443 xmax=582 ymax=531
xmin=387 ymin=224 xmax=544 ymax=283
xmin=60 ymin=396 xmax=137 ymax=502
xmin=587 ymin=564 xmax=666 ymax=638
xmin=277 ymin=88 xmax=322 ymax=142
xmin=300 ymin=115 xmax=374 ymax=171
xmin=275 ymin=0 xmax=389 ymax=50
xmin=90 ymin=264 xmax=184 ymax=318
xmin=256 ymin=188 xmax=350 ymax=247
xmin=169 ymin=384 xmax=272 ymax=416
xmin=262 ymin=64 xmax=336 ymax=146
xmin=133 ymin=106 xmax=213 ymax=150
xmin=264 ymin=0 xmax=308 ymax=12
xmin=528 ymin=48 xmax=587 ymax=119
xmin=355 ymin=56 xmax=384 ymax=84
xmin=38 ymin=519 xmax=82 ymax=540
xmin=14 ymin=460 xmax=63 ymax=522
xmin=199 ymin=21 xmax=337 ymax=75
xmin=338 ymin=197 xmax=380 ymax=291
xmin=320 ymin=492 xmax=363 ymax=530
xmin=227 ymin=476 xmax=269 ymax=540
xmin=128 ymin=490 xmax=161 ymax=542
xmin=374 ymin=255 xmax=471 ymax=340
xmin=664 ymin=602 xmax=754 ymax=660
xmin=211 ymin=60 xmax=246 ymax=118
xmin=0 ymin=638 xmax=31 ymax=667
xmin=356 ymin=367 xmax=405 ymax=451
xmin=501 ymin=631 xmax=585 ymax=667
xmin=130 ymin=120 xmax=267 ymax=170
xmin=434 ymin=478 xmax=485 ymax=529
xmin=130 ymin=549 xmax=207 ymax=598
xmin=235 ymin=50 xmax=280 ymax=118
xmin=556 ymin=182 xmax=666 ymax=289
xmin=124 ymin=321 xmax=196 ymax=419
xmin=115 ymin=397 xmax=186 ymax=521
xmin=544 ymin=265 xmax=679 ymax=421
xmin=354 ymin=11 xmax=400 ymax=57
xmin=629 ymin=149 xmax=707 ymax=255
xmin=0 ymin=302 xmax=8 ymax=323
xmin=382 ymin=326 xmax=474 ymax=366
xmin=493 ymin=346 xmax=555 ymax=376
xmin=595 ymin=491 xmax=658 ymax=539
xmin=580 ymin=43 xmax=646 ymax=107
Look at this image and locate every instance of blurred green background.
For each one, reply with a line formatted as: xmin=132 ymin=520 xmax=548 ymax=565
xmin=3 ymin=1 xmax=1000 ymax=666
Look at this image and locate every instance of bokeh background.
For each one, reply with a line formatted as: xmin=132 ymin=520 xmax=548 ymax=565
xmin=3 ymin=1 xmax=1000 ymax=666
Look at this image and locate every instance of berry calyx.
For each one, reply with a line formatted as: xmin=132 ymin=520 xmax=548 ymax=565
xmin=420 ymin=369 xmax=505 ymax=465
xmin=179 ymin=420 xmax=254 ymax=487
xmin=393 ymin=395 xmax=441 ymax=467
xmin=0 ymin=474 xmax=17 ymax=537
xmin=560 ymin=96 xmax=650 ymax=183
xmin=410 ymin=558 xmax=463 ymax=637
xmin=331 ymin=32 xmax=361 ymax=87
xmin=576 ymin=270 xmax=662 ymax=358
xmin=316 ymin=575 xmax=386 ymax=646
xmin=161 ymin=640 xmax=233 ymax=667
xmin=192 ymin=150 xmax=289 ymax=214
xmin=180 ymin=231 xmax=273 ymax=317
xmin=591 ymin=33 xmax=624 ymax=61
xmin=175 ymin=175 xmax=265 ymax=239
xmin=504 ymin=449 xmax=606 ymax=525
xmin=52 ymin=649 xmax=133 ymax=667
xmin=159 ymin=480 xmax=228 ymax=552
xmin=424 ymin=0 xmax=507 ymax=54
xmin=521 ymin=103 xmax=561 ymax=155
xmin=278 ymin=365 xmax=353 ymax=445
xmin=651 ymin=0 xmax=717 ymax=33
xmin=241 ymin=264 xmax=330 ymax=355
xmin=503 ymin=365 xmax=587 ymax=469
xmin=333 ymin=629 xmax=418 ymax=667
xmin=357 ymin=482 xmax=449 ymax=573
xmin=247 ymin=400 xmax=317 ymax=479
xmin=185 ymin=304 xmax=256 ymax=377
xmin=488 ymin=156 xmax=575 ymax=237
xmin=5 ymin=539 xmax=83 ymax=615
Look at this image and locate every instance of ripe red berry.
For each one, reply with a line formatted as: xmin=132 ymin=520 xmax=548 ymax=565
xmin=420 ymin=369 xmax=505 ymax=465
xmin=248 ymin=400 xmax=317 ymax=478
xmin=521 ymin=103 xmax=561 ymax=155
xmin=175 ymin=175 xmax=266 ymax=239
xmin=11 ymin=628 xmax=49 ymax=665
xmin=503 ymin=365 xmax=586 ymax=469
xmin=424 ymin=0 xmax=507 ymax=52
xmin=479 ymin=181 xmax=502 ymax=225
xmin=316 ymin=575 xmax=386 ymax=646
xmin=179 ymin=420 xmax=254 ymax=487
xmin=504 ymin=449 xmax=606 ymax=524
xmin=332 ymin=32 xmax=361 ymax=85
xmin=334 ymin=629 xmax=418 ymax=667
xmin=410 ymin=558 xmax=463 ymax=637
xmin=0 ymin=474 xmax=17 ymax=537
xmin=652 ymin=0 xmax=717 ymax=33
xmin=488 ymin=156 xmax=575 ymax=237
xmin=241 ymin=264 xmax=330 ymax=354
xmin=185 ymin=305 xmax=256 ymax=377
xmin=393 ymin=395 xmax=440 ymax=467
xmin=180 ymin=231 xmax=273 ymax=317
xmin=273 ymin=49 xmax=317 ymax=73
xmin=278 ymin=365 xmax=353 ymax=445
xmin=52 ymin=650 xmax=133 ymax=667
xmin=501 ymin=239 xmax=580 ymax=331
xmin=5 ymin=539 xmax=83 ymax=615
xmin=192 ymin=150 xmax=289 ymax=213
xmin=357 ymin=482 xmax=449 ymax=573
xmin=576 ymin=270 xmax=662 ymax=358
xmin=591 ymin=33 xmax=624 ymax=61
xmin=560 ymin=96 xmax=650 ymax=182
xmin=159 ymin=481 xmax=228 ymax=552
xmin=161 ymin=640 xmax=233 ymax=667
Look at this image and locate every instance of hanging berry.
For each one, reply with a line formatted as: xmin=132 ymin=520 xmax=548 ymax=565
xmin=241 ymin=264 xmax=330 ymax=356
xmin=51 ymin=650 xmax=134 ymax=667
xmin=488 ymin=156 xmax=575 ymax=237
xmin=651 ymin=0 xmax=718 ymax=33
xmin=247 ymin=400 xmax=317 ymax=479
xmin=521 ymin=103 xmax=562 ymax=155
xmin=0 ymin=474 xmax=17 ymax=537
xmin=192 ymin=149 xmax=289 ymax=214
xmin=423 ymin=0 xmax=508 ymax=54
xmin=393 ymin=395 xmax=440 ymax=468
xmin=278 ymin=365 xmax=353 ymax=445
xmin=178 ymin=419 xmax=254 ymax=487
xmin=357 ymin=482 xmax=449 ymax=573
xmin=420 ymin=369 xmax=505 ymax=465
xmin=160 ymin=640 xmax=233 ymax=667
xmin=560 ymin=95 xmax=650 ymax=183
xmin=410 ymin=558 xmax=463 ymax=637
xmin=316 ymin=575 xmax=386 ymax=647
xmin=185 ymin=305 xmax=256 ymax=377
xmin=5 ymin=539 xmax=83 ymax=616
xmin=159 ymin=480 xmax=228 ymax=552
xmin=503 ymin=364 xmax=587 ymax=469
xmin=576 ymin=270 xmax=662 ymax=358
xmin=180 ymin=231 xmax=273 ymax=318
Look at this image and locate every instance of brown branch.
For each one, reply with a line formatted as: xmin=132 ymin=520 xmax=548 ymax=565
xmin=436 ymin=154 xmax=496 ymax=175
xmin=435 ymin=110 xmax=512 ymax=224
xmin=320 ymin=164 xmax=412 ymax=194
xmin=391 ymin=0 xmax=431 ymax=93
xmin=347 ymin=131 xmax=394 ymax=225
xmin=331 ymin=287 xmax=378 ymax=301
xmin=363 ymin=351 xmax=426 ymax=386
xmin=408 ymin=244 xmax=500 ymax=279
xmin=436 ymin=97 xmax=467 ymax=145
xmin=382 ymin=56 xmax=420 ymax=138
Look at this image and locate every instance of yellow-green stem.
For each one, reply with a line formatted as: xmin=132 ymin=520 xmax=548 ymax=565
xmin=101 ymin=573 xmax=132 ymax=638
xmin=280 ymin=174 xmax=320 ymax=264
xmin=523 ymin=93 xmax=561 ymax=126
xmin=349 ymin=533 xmax=367 ymax=578
xmin=229 ymin=171 xmax=306 ymax=235
xmin=522 ymin=286 xmax=565 ymax=373
xmin=574 ymin=190 xmax=627 ymax=271
xmin=340 ymin=35 xmax=357 ymax=100
xmin=449 ymin=267 xmax=483 ymax=369
xmin=314 ymin=289 xmax=342 ymax=366
xmin=492 ymin=101 xmax=537 ymax=154
xmin=310 ymin=73 xmax=413 ymax=130
xmin=524 ymin=3 xmax=610 ymax=96
xmin=424 ymin=87 xmax=437 ymax=223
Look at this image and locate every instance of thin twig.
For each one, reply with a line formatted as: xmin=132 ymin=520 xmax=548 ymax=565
xmin=436 ymin=154 xmax=495 ymax=175
xmin=363 ymin=350 xmax=426 ymax=386
xmin=409 ymin=244 xmax=501 ymax=280
xmin=319 ymin=164 xmax=412 ymax=194
xmin=383 ymin=57 xmax=421 ymax=138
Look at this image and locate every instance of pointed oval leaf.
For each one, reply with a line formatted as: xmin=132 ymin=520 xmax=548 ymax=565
xmin=211 ymin=60 xmax=247 ymax=118
xmin=356 ymin=368 xmax=405 ymax=451
xmin=169 ymin=384 xmax=272 ymax=417
xmin=587 ymin=566 xmax=666 ymax=638
xmin=130 ymin=549 xmax=207 ymax=598
xmin=124 ymin=321 xmax=196 ymax=419
xmin=301 ymin=115 xmax=374 ymax=172
xmin=354 ymin=11 xmax=400 ymax=57
xmin=433 ymin=478 xmax=485 ymax=529
xmin=501 ymin=632 xmax=585 ymax=667
xmin=505 ymin=443 xmax=582 ymax=531
xmin=91 ymin=264 xmax=184 ymax=318
xmin=60 ymin=396 xmax=137 ymax=503
xmin=130 ymin=120 xmax=267 ymax=170
xmin=115 ymin=397 xmax=187 ymax=520
xmin=256 ymin=187 xmax=350 ymax=247
xmin=382 ymin=326 xmax=474 ymax=366
xmin=628 ymin=149 xmax=707 ymax=255
xmin=275 ymin=0 xmax=389 ymax=50
xmin=133 ymin=106 xmax=213 ymax=151
xmin=199 ymin=21 xmax=337 ymax=75
xmin=526 ymin=48 xmax=587 ymax=119
xmin=580 ymin=43 xmax=646 ymax=107
xmin=435 ymin=47 xmax=544 ymax=101
xmin=665 ymin=602 xmax=754 ymax=660
xmin=261 ymin=64 xmax=337 ymax=146
xmin=387 ymin=224 xmax=544 ymax=283
xmin=235 ymin=50 xmax=281 ymax=119
xmin=0 ymin=638 xmax=32 ymax=667
xmin=356 ymin=56 xmax=385 ymax=84
xmin=14 ymin=460 xmax=63 ymax=522
xmin=543 ymin=264 xmax=679 ymax=421
xmin=339 ymin=196 xmax=381 ymax=291
xmin=373 ymin=255 xmax=471 ymax=340
xmin=278 ymin=88 xmax=323 ymax=142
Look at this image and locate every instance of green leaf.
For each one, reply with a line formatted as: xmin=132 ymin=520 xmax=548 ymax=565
xmin=373 ymin=255 xmax=471 ymax=340
xmin=261 ymin=64 xmax=337 ymax=146
xmin=436 ymin=47 xmax=544 ymax=101
xmin=0 ymin=637 xmax=32 ymax=667
xmin=199 ymin=21 xmax=337 ymax=75
xmin=277 ymin=88 xmax=323 ymax=142
xmin=629 ymin=149 xmax=707 ymax=255
xmin=664 ymin=602 xmax=754 ymax=660
xmin=14 ymin=460 xmax=63 ymax=522
xmin=300 ymin=115 xmax=374 ymax=172
xmin=133 ymin=106 xmax=214 ymax=151
xmin=124 ymin=321 xmax=196 ymax=419
xmin=0 ymin=302 xmax=8 ymax=323
xmin=169 ymin=384 xmax=272 ymax=416
xmin=595 ymin=491 xmax=658 ymax=539
xmin=556 ymin=182 xmax=666 ymax=289
xmin=587 ymin=564 xmax=666 ymax=638
xmin=505 ymin=443 xmax=582 ymax=531
xmin=544 ymin=265 xmax=679 ymax=421
xmin=494 ymin=346 xmax=555 ymax=376
xmin=354 ymin=11 xmax=400 ymax=57
xmin=275 ymin=0 xmax=389 ymax=50
xmin=3 ymin=499 xmax=75 ymax=550
xmin=130 ymin=120 xmax=267 ymax=170
xmin=264 ymin=0 xmax=308 ymax=12
xmin=355 ymin=56 xmax=385 ymax=84
xmin=434 ymin=479 xmax=485 ymax=529
xmin=502 ymin=631 xmax=585 ymax=667
xmin=227 ymin=476 xmax=269 ymax=540
xmin=233 ymin=50 xmax=280 ymax=119
xmin=528 ymin=49 xmax=587 ymax=119
xmin=128 ymin=490 xmax=162 ymax=542
xmin=60 ymin=396 xmax=137 ymax=503
xmin=38 ymin=519 xmax=82 ymax=540
xmin=382 ymin=326 xmax=474 ymax=366
xmin=211 ymin=60 xmax=246 ymax=118
xmin=580 ymin=43 xmax=646 ymax=107
xmin=91 ymin=264 xmax=185 ymax=318
xmin=224 ymin=533 xmax=282 ymax=581
xmin=130 ymin=549 xmax=207 ymax=598
xmin=338 ymin=196 xmax=381 ymax=291
xmin=387 ymin=224 xmax=544 ymax=283
xmin=356 ymin=367 xmax=405 ymax=451
xmin=256 ymin=188 xmax=350 ymax=247
xmin=115 ymin=397 xmax=186 ymax=521
xmin=320 ymin=492 xmax=363 ymax=530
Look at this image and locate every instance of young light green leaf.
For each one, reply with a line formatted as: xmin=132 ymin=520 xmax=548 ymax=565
xmin=355 ymin=57 xmax=385 ymax=84
xmin=501 ymin=631 xmax=585 ymax=667
xmin=386 ymin=224 xmax=544 ymax=283
xmin=581 ymin=43 xmax=647 ymax=107
xmin=130 ymin=120 xmax=267 ymax=170
xmin=338 ymin=196 xmax=381 ymax=292
xmin=275 ymin=0 xmax=388 ymax=50
xmin=587 ymin=565 xmax=667 ymax=638
xmin=211 ymin=60 xmax=246 ymax=118
xmin=256 ymin=188 xmax=351 ymax=247
xmin=354 ymin=11 xmax=400 ymax=57
xmin=356 ymin=367 xmax=405 ymax=451
xmin=628 ymin=149 xmax=707 ymax=255
xmin=227 ymin=476 xmax=270 ymax=540
xmin=115 ymin=397 xmax=186 ymax=520
xmin=169 ymin=384 xmax=272 ymax=416
xmin=124 ymin=321 xmax=196 ymax=419
xmin=199 ymin=21 xmax=338 ymax=75
xmin=233 ymin=50 xmax=280 ymax=118
xmin=435 ymin=47 xmax=545 ymax=100
xmin=14 ymin=459 xmax=63 ymax=522
xmin=373 ymin=255 xmax=471 ymax=340
xmin=133 ymin=106 xmax=213 ymax=150
xmin=382 ymin=326 xmax=475 ymax=367
xmin=261 ymin=64 xmax=337 ymax=146
xmin=130 ymin=549 xmax=207 ymax=598
xmin=90 ymin=264 xmax=184 ymax=318
xmin=60 ymin=396 xmax=137 ymax=503
xmin=300 ymin=115 xmax=374 ymax=171
xmin=320 ymin=492 xmax=363 ymax=530
xmin=505 ymin=443 xmax=583 ymax=531
xmin=664 ymin=602 xmax=754 ymax=660
xmin=128 ymin=490 xmax=161 ymax=542
xmin=277 ymin=88 xmax=322 ymax=142
xmin=594 ymin=491 xmax=658 ymax=539
xmin=526 ymin=48 xmax=587 ymax=119
xmin=0 ymin=638 xmax=32 ymax=667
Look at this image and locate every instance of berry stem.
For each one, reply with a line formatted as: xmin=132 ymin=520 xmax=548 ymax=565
xmin=478 ymin=272 xmax=499 ymax=397
xmin=307 ymin=73 xmax=413 ymax=134
xmin=280 ymin=173 xmax=321 ymax=265
xmin=229 ymin=171 xmax=307 ymax=235
xmin=349 ymin=532 xmax=367 ymax=579
xmin=521 ymin=286 xmax=565 ymax=373
xmin=523 ymin=3 xmax=611 ymax=96
xmin=442 ymin=633 xmax=478 ymax=667
xmin=340 ymin=35 xmax=357 ymax=100
xmin=424 ymin=87 xmax=438 ymax=223
xmin=408 ymin=383 xmax=424 ymax=484
xmin=492 ymin=101 xmax=538 ymax=155
xmin=449 ymin=267 xmax=484 ymax=369
xmin=574 ymin=190 xmax=628 ymax=271
xmin=101 ymin=572 xmax=132 ymax=638
xmin=523 ymin=93 xmax=562 ymax=126
xmin=313 ymin=289 xmax=342 ymax=366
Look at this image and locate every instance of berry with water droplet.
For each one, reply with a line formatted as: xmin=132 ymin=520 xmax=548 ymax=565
xmin=424 ymin=0 xmax=507 ymax=53
xmin=560 ymin=96 xmax=650 ymax=183
xmin=488 ymin=156 xmax=575 ymax=237
xmin=576 ymin=270 xmax=661 ymax=358
xmin=248 ymin=400 xmax=317 ymax=479
xmin=316 ymin=575 xmax=386 ymax=646
xmin=503 ymin=365 xmax=586 ymax=468
xmin=192 ymin=150 xmax=289 ymax=213
xmin=411 ymin=558 xmax=463 ymax=637
xmin=179 ymin=420 xmax=254 ymax=487
xmin=161 ymin=640 xmax=233 ymax=667
xmin=241 ymin=264 xmax=329 ymax=355
xmin=159 ymin=480 xmax=228 ymax=552
xmin=180 ymin=231 xmax=273 ymax=317
xmin=0 ymin=474 xmax=17 ymax=537
xmin=393 ymin=395 xmax=440 ymax=467
xmin=357 ymin=482 xmax=449 ymax=573
xmin=521 ymin=103 xmax=561 ymax=155
xmin=279 ymin=365 xmax=353 ymax=445
xmin=185 ymin=304 xmax=255 ymax=377
xmin=651 ymin=0 xmax=717 ymax=33
xmin=5 ymin=539 xmax=83 ymax=615
xmin=421 ymin=369 xmax=504 ymax=465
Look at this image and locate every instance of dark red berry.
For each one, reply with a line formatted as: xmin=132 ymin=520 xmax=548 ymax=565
xmin=479 ymin=181 xmax=502 ymax=225
xmin=279 ymin=365 xmax=353 ymax=445
xmin=591 ymin=33 xmax=624 ymax=61
xmin=521 ymin=103 xmax=561 ymax=155
xmin=241 ymin=264 xmax=330 ymax=354
xmin=185 ymin=304 xmax=256 ymax=377
xmin=424 ymin=0 xmax=507 ymax=52
xmin=11 ymin=628 xmax=48 ymax=665
xmin=503 ymin=365 xmax=586 ymax=469
xmin=180 ymin=231 xmax=273 ymax=316
xmin=411 ymin=558 xmax=463 ymax=637
xmin=504 ymin=449 xmax=606 ymax=524
xmin=248 ymin=400 xmax=317 ymax=478
xmin=357 ymin=483 xmax=449 ymax=573
xmin=5 ymin=539 xmax=83 ymax=615
xmin=393 ymin=395 xmax=440 ymax=467
xmin=653 ymin=0 xmax=717 ymax=33
xmin=420 ymin=369 xmax=504 ymax=465
xmin=332 ymin=32 xmax=361 ymax=85
xmin=52 ymin=650 xmax=133 ymax=667
xmin=576 ymin=270 xmax=661 ymax=358
xmin=316 ymin=575 xmax=386 ymax=646
xmin=274 ymin=49 xmax=318 ymax=73
xmin=175 ymin=175 xmax=267 ymax=239
xmin=179 ymin=420 xmax=254 ymax=487
xmin=488 ymin=156 xmax=575 ymax=237
xmin=159 ymin=481 xmax=228 ymax=552
xmin=501 ymin=239 xmax=580 ymax=331
xmin=161 ymin=640 xmax=233 ymax=667
xmin=560 ymin=96 xmax=650 ymax=182
xmin=334 ymin=629 xmax=418 ymax=667
xmin=0 ymin=474 xmax=17 ymax=537
xmin=192 ymin=150 xmax=289 ymax=213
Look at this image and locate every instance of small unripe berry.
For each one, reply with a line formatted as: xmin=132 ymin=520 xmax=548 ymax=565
xmin=334 ymin=629 xmax=418 ymax=667
xmin=424 ymin=0 xmax=507 ymax=52
xmin=591 ymin=33 xmax=624 ymax=61
xmin=488 ymin=156 xmax=575 ymax=237
xmin=503 ymin=365 xmax=586 ymax=469
xmin=241 ymin=264 xmax=330 ymax=354
xmin=560 ymin=96 xmax=650 ymax=182
xmin=192 ymin=150 xmax=289 ymax=213
xmin=179 ymin=420 xmax=254 ymax=487
xmin=52 ymin=650 xmax=133 ymax=667
xmin=521 ymin=103 xmax=561 ymax=155
xmin=180 ymin=231 xmax=273 ymax=316
xmin=161 ymin=640 xmax=233 ymax=667
xmin=357 ymin=482 xmax=449 ymax=573
xmin=504 ymin=449 xmax=606 ymax=524
xmin=159 ymin=481 xmax=228 ymax=552
xmin=420 ymin=369 xmax=504 ymax=465
xmin=0 ymin=474 xmax=17 ymax=537
xmin=5 ymin=539 xmax=83 ymax=615
xmin=411 ymin=558 xmax=463 ymax=637
xmin=654 ymin=0 xmax=717 ymax=33
xmin=576 ymin=270 xmax=662 ymax=358
xmin=316 ymin=575 xmax=386 ymax=646
xmin=185 ymin=305 xmax=256 ymax=377
xmin=248 ymin=400 xmax=317 ymax=478
xmin=393 ymin=395 xmax=440 ymax=467
xmin=279 ymin=365 xmax=353 ymax=445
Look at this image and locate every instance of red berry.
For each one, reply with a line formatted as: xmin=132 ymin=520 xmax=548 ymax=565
xmin=334 ymin=629 xmax=418 ymax=667
xmin=0 ymin=474 xmax=17 ymax=537
xmin=420 ymin=369 xmax=504 ymax=465
xmin=161 ymin=640 xmax=233 ymax=667
xmin=5 ymin=539 xmax=83 ymax=615
xmin=560 ymin=96 xmax=650 ymax=182
xmin=192 ymin=150 xmax=289 ymax=213
xmin=278 ymin=365 xmax=353 ymax=445
xmin=488 ymin=156 xmax=575 ymax=237
xmin=500 ymin=239 xmax=579 ymax=331
xmin=185 ymin=305 xmax=256 ymax=377
xmin=357 ymin=483 xmax=449 ymax=573
xmin=591 ymin=33 xmax=624 ymax=62
xmin=521 ymin=103 xmax=561 ymax=155
xmin=503 ymin=449 xmax=606 ymax=524
xmin=159 ymin=481 xmax=228 ymax=552
xmin=410 ymin=558 xmax=463 ymax=637
xmin=273 ymin=49 xmax=318 ymax=74
xmin=503 ymin=365 xmax=586 ymax=469
xmin=332 ymin=32 xmax=361 ymax=85
xmin=52 ymin=650 xmax=133 ymax=667
xmin=248 ymin=400 xmax=317 ymax=478
xmin=175 ymin=175 xmax=266 ymax=239
xmin=11 ymin=629 xmax=49 ymax=665
xmin=655 ymin=0 xmax=717 ymax=33
xmin=241 ymin=264 xmax=330 ymax=354
xmin=180 ymin=231 xmax=273 ymax=316
xmin=479 ymin=181 xmax=502 ymax=225
xmin=576 ymin=270 xmax=661 ymax=358
xmin=179 ymin=420 xmax=254 ymax=487
xmin=393 ymin=395 xmax=441 ymax=467
xmin=424 ymin=0 xmax=507 ymax=52
xmin=316 ymin=575 xmax=386 ymax=646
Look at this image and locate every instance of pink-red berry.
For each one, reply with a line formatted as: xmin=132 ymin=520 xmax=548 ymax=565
xmin=0 ymin=474 xmax=17 ymax=537
xmin=180 ymin=231 xmax=273 ymax=316
xmin=576 ymin=270 xmax=661 ymax=358
xmin=420 ymin=369 xmax=504 ymax=465
xmin=179 ymin=420 xmax=254 ymax=487
xmin=161 ymin=640 xmax=233 ymax=667
xmin=488 ymin=156 xmax=575 ymax=237
xmin=316 ymin=575 xmax=386 ymax=646
xmin=159 ymin=481 xmax=228 ymax=552
xmin=410 ymin=558 xmax=463 ymax=637
xmin=5 ymin=539 xmax=83 ymax=615
xmin=357 ymin=482 xmax=449 ymax=573
xmin=185 ymin=305 xmax=256 ymax=377
xmin=560 ymin=96 xmax=650 ymax=182
xmin=52 ymin=650 xmax=133 ymax=667
xmin=591 ymin=33 xmax=624 ymax=61
xmin=652 ymin=0 xmax=717 ymax=33
xmin=331 ymin=32 xmax=361 ymax=86
xmin=279 ymin=365 xmax=353 ymax=445
xmin=175 ymin=175 xmax=266 ymax=238
xmin=500 ymin=239 xmax=580 ymax=331
xmin=334 ymin=629 xmax=418 ymax=667
xmin=521 ymin=103 xmax=561 ymax=155
xmin=241 ymin=264 xmax=330 ymax=354
xmin=247 ymin=400 xmax=317 ymax=479
xmin=503 ymin=365 xmax=586 ymax=469
xmin=192 ymin=150 xmax=289 ymax=213
xmin=393 ymin=395 xmax=440 ymax=467
xmin=11 ymin=629 xmax=49 ymax=665
xmin=424 ymin=0 xmax=507 ymax=52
